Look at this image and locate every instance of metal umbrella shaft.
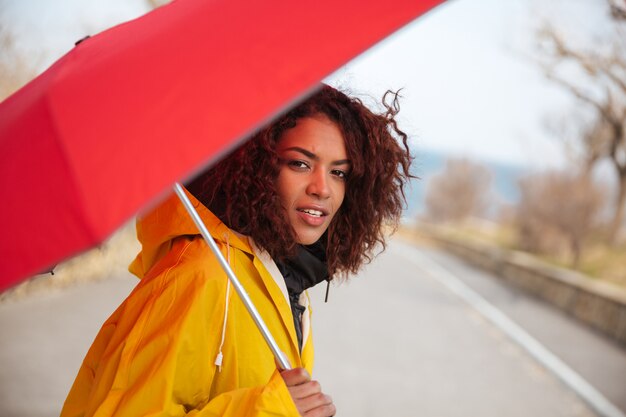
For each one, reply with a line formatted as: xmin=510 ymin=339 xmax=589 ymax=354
xmin=173 ymin=183 xmax=292 ymax=371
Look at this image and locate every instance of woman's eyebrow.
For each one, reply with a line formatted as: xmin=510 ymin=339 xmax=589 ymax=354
xmin=283 ymin=146 xmax=317 ymax=159
xmin=332 ymin=159 xmax=351 ymax=166
xmin=282 ymin=146 xmax=351 ymax=166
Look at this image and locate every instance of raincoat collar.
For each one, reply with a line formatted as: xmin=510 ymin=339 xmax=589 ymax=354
xmin=249 ymin=239 xmax=312 ymax=354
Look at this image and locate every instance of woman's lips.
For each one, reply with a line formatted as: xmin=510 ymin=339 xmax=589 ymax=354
xmin=296 ymin=208 xmax=327 ymax=226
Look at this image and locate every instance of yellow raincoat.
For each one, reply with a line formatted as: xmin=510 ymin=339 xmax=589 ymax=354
xmin=61 ymin=188 xmax=313 ymax=416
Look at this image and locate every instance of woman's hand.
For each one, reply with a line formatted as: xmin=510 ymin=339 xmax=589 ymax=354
xmin=280 ymin=367 xmax=336 ymax=417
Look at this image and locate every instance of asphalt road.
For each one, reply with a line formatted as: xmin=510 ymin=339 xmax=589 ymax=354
xmin=0 ymin=238 xmax=624 ymax=416
xmin=310 ymin=240 xmax=626 ymax=417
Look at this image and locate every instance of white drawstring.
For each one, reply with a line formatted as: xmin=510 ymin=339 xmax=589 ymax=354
xmin=214 ymin=233 xmax=232 ymax=372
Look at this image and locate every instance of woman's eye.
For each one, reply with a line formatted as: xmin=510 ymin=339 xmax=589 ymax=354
xmin=288 ymin=160 xmax=309 ymax=170
xmin=332 ymin=169 xmax=348 ymax=180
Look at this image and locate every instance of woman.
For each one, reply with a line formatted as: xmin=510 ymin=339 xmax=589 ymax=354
xmin=61 ymin=84 xmax=412 ymax=416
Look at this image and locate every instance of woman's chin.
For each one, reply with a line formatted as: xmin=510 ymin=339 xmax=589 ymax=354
xmin=294 ymin=230 xmax=326 ymax=245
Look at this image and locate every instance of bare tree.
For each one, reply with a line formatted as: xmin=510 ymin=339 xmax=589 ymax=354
xmin=424 ymin=158 xmax=493 ymax=223
xmin=146 ymin=0 xmax=172 ymax=9
xmin=537 ymin=4 xmax=626 ymax=242
xmin=0 ymin=19 xmax=36 ymax=100
xmin=609 ymin=0 xmax=626 ymax=20
xmin=515 ymin=171 xmax=605 ymax=267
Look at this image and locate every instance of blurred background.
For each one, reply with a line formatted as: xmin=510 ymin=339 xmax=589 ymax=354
xmin=1 ymin=0 xmax=625 ymax=416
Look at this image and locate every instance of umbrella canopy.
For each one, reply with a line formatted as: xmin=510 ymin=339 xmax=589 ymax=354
xmin=0 ymin=0 xmax=442 ymax=291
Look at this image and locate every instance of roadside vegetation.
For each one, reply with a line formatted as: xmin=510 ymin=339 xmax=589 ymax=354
xmin=415 ymin=215 xmax=626 ymax=289
xmin=418 ymin=1 xmax=626 ymax=289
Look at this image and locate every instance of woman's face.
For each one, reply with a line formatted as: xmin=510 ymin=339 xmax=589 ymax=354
xmin=276 ymin=115 xmax=350 ymax=245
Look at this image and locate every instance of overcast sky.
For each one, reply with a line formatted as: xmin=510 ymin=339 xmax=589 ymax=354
xmin=1 ymin=0 xmax=613 ymax=169
xmin=326 ymin=0 xmax=612 ymax=168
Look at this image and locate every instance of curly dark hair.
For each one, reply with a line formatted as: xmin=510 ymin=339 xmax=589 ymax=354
xmin=187 ymin=84 xmax=413 ymax=277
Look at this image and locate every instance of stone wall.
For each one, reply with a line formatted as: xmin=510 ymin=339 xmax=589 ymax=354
xmin=418 ymin=227 xmax=626 ymax=347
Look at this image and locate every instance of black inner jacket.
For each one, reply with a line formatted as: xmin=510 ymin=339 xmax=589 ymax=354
xmin=275 ymin=241 xmax=329 ymax=351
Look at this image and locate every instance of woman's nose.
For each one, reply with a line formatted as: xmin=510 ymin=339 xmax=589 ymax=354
xmin=306 ymin=170 xmax=331 ymax=199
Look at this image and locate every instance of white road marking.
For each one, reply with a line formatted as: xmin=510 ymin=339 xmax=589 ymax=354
xmin=394 ymin=242 xmax=625 ymax=417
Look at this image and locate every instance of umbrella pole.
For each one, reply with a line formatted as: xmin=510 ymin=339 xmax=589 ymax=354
xmin=173 ymin=183 xmax=292 ymax=370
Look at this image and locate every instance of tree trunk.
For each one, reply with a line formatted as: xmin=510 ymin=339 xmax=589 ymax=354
xmin=570 ymin=236 xmax=581 ymax=268
xmin=608 ymin=174 xmax=626 ymax=244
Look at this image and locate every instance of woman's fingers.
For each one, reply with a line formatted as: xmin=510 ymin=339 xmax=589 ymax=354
xmin=299 ymin=392 xmax=335 ymax=416
xmin=280 ymin=367 xmax=311 ymax=387
xmin=280 ymin=367 xmax=335 ymax=417
xmin=288 ymin=379 xmax=321 ymax=399
xmin=304 ymin=403 xmax=336 ymax=417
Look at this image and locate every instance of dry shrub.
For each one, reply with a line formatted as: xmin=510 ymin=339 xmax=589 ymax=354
xmin=515 ymin=171 xmax=605 ymax=266
xmin=0 ymin=221 xmax=140 ymax=302
xmin=424 ymin=158 xmax=493 ymax=223
xmin=0 ymin=25 xmax=36 ymax=100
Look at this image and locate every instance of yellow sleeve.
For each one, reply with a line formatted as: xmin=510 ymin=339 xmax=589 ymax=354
xmin=62 ymin=242 xmax=300 ymax=417
xmin=187 ymin=370 xmax=298 ymax=417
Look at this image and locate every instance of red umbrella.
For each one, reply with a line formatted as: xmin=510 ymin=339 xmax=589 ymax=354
xmin=0 ymin=0 xmax=443 ymax=291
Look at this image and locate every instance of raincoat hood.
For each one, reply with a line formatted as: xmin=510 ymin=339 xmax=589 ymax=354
xmin=129 ymin=188 xmax=251 ymax=279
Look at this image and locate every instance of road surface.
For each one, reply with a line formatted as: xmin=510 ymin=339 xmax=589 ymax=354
xmin=0 ymin=239 xmax=624 ymax=416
